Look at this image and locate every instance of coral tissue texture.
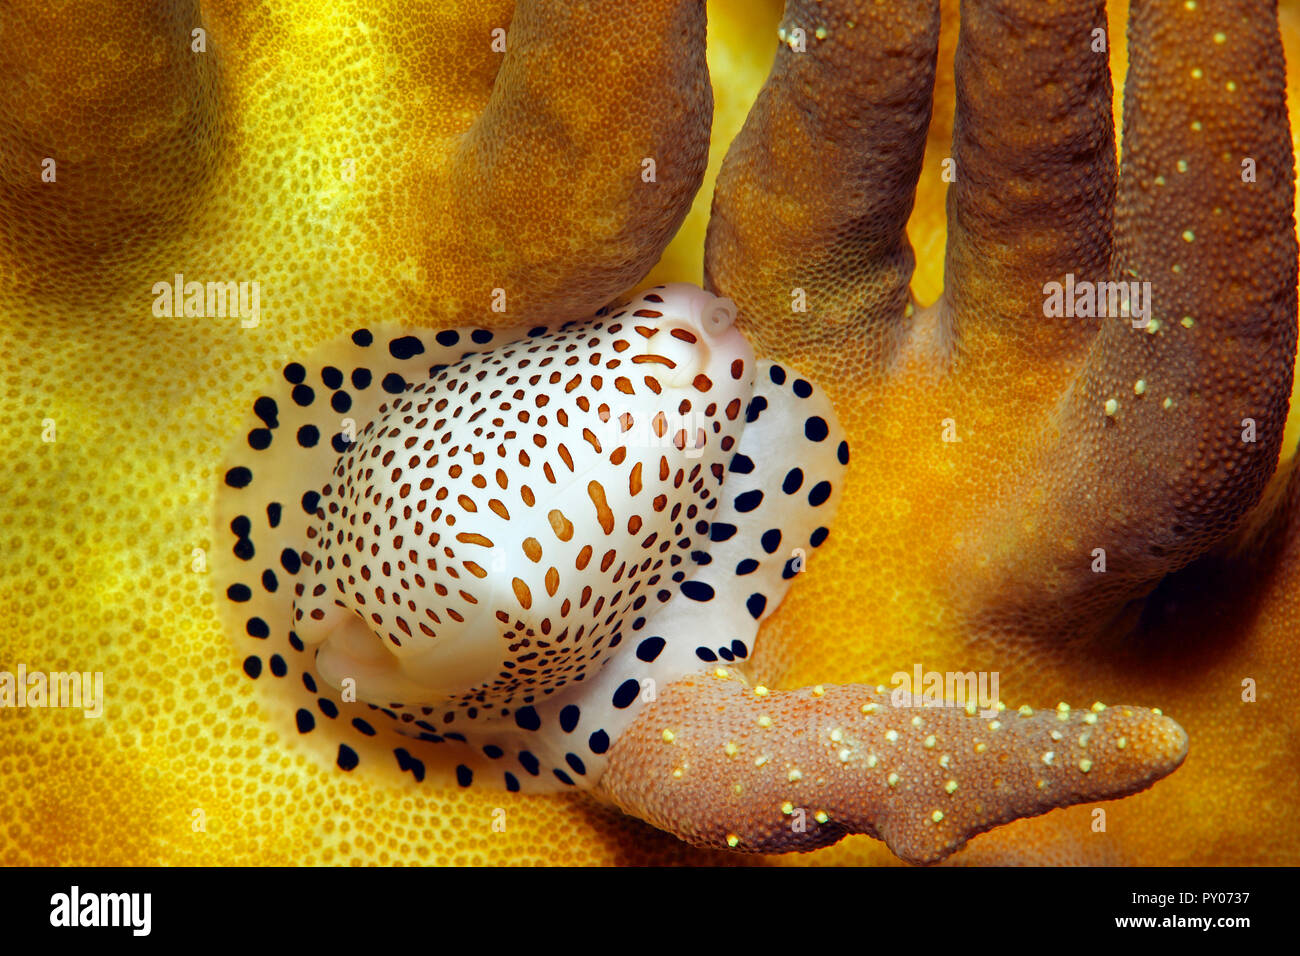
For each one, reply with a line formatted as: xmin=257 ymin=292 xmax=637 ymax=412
xmin=1 ymin=0 xmax=1299 ymax=866
xmin=704 ymin=0 xmax=1300 ymax=865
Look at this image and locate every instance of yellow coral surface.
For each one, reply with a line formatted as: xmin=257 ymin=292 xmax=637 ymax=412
xmin=1 ymin=0 xmax=1297 ymax=865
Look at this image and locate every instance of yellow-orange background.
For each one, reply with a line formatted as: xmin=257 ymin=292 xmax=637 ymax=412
xmin=1 ymin=0 xmax=1297 ymax=865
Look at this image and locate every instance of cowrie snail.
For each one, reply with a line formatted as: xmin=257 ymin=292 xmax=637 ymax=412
xmin=215 ymin=283 xmax=846 ymax=791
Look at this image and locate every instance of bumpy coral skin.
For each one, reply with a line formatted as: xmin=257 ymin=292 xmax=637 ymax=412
xmin=0 ymin=0 xmax=1298 ymax=867
xmin=955 ymin=0 xmax=1299 ymax=639
xmin=434 ymin=0 xmax=713 ymax=323
xmin=703 ymin=0 xmax=1300 ymax=866
xmin=0 ymin=0 xmax=222 ymax=292
xmin=598 ymin=676 xmax=1186 ymax=864
xmin=703 ymin=0 xmax=942 ymax=372
xmin=0 ymin=0 xmax=723 ymax=867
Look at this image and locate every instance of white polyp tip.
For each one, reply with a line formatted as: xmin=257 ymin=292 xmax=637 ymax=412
xmin=703 ymin=297 xmax=737 ymax=335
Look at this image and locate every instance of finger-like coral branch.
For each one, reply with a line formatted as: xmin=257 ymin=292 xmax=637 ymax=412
xmin=945 ymin=0 xmax=1117 ymax=365
xmin=957 ymin=0 xmax=1297 ymax=638
xmin=444 ymin=0 xmax=712 ymax=324
xmin=0 ymin=0 xmax=221 ymax=293
xmin=596 ymin=673 xmax=1187 ymax=864
xmin=704 ymin=0 xmax=940 ymax=376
